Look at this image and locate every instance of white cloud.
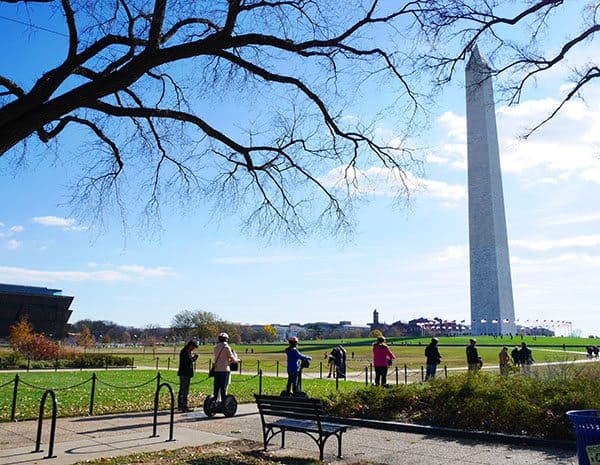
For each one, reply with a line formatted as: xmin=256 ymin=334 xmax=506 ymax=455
xmin=319 ymin=166 xmax=465 ymax=202
xmin=10 ymin=225 xmax=24 ymax=233
xmin=511 ymin=234 xmax=600 ymax=251
xmin=0 ymin=222 xmax=4 ymax=227
xmin=6 ymin=240 xmax=21 ymax=250
xmin=541 ymin=213 xmax=600 ymax=227
xmin=32 ymin=216 xmax=87 ymax=231
xmin=426 ymin=96 xmax=600 ymax=185
xmin=430 ymin=245 xmax=467 ymax=263
xmin=0 ymin=264 xmax=176 ymax=283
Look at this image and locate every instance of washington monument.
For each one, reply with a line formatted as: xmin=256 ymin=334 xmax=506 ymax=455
xmin=466 ymin=46 xmax=516 ymax=336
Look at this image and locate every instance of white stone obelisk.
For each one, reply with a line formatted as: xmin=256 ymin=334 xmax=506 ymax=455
xmin=466 ymin=46 xmax=516 ymax=336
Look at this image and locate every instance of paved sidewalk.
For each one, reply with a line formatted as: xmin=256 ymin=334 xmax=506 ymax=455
xmin=0 ymin=404 xmax=578 ymax=465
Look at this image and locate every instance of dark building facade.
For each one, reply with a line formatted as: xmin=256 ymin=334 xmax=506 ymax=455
xmin=0 ymin=284 xmax=74 ymax=339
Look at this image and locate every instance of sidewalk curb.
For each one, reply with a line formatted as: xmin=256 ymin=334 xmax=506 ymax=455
xmin=330 ymin=416 xmax=576 ymax=451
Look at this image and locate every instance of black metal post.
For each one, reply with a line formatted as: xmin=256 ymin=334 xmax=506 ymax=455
xmin=319 ymin=361 xmax=323 ymax=379
xmin=276 ymin=360 xmax=279 ymax=377
xmin=395 ymin=366 xmax=399 ymax=385
xmin=156 ymin=357 xmax=159 ymax=370
xmin=365 ymin=366 xmax=368 ymax=386
xmin=257 ymin=360 xmax=260 ymax=375
xmin=152 ymin=382 xmax=176 ymax=441
xmin=259 ymin=369 xmax=263 ymax=395
xmin=239 ymin=360 xmax=242 ymax=375
xmin=34 ymin=389 xmax=57 ymax=459
xmin=421 ymin=366 xmax=424 ymax=381
xmin=89 ymin=373 xmax=97 ymax=415
xmin=167 ymin=357 xmax=170 ymax=371
xmin=404 ymin=364 xmax=408 ymax=384
xmin=10 ymin=374 xmax=19 ymax=421
xmin=444 ymin=365 xmax=448 ymax=378
xmin=335 ymin=375 xmax=339 ymax=391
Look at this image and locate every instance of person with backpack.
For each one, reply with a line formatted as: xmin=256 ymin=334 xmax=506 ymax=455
xmin=519 ymin=342 xmax=534 ymax=376
xmin=424 ymin=337 xmax=442 ymax=380
xmin=285 ymin=337 xmax=312 ymax=395
xmin=466 ymin=338 xmax=481 ymax=371
xmin=372 ymin=336 xmax=396 ymax=386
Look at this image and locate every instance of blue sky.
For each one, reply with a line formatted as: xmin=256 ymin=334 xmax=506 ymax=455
xmin=1 ymin=3 xmax=599 ymax=335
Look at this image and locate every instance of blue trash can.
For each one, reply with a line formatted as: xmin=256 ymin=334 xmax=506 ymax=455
xmin=567 ymin=410 xmax=600 ymax=465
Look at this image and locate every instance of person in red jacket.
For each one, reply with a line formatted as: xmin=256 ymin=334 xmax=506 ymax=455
xmin=372 ymin=336 xmax=395 ymax=386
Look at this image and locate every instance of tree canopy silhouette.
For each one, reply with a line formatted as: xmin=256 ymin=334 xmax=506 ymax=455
xmin=1 ymin=0 xmax=596 ymax=237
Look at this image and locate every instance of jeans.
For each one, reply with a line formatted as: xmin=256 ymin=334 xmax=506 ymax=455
xmin=213 ymin=371 xmax=230 ymax=400
xmin=286 ymin=371 xmax=299 ymax=394
xmin=178 ymin=375 xmax=191 ymax=410
xmin=425 ymin=364 xmax=437 ymax=380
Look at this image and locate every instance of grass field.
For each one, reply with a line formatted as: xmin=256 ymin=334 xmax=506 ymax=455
xmin=41 ymin=334 xmax=590 ymax=372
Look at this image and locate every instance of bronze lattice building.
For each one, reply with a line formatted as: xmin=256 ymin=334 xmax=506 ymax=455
xmin=0 ymin=284 xmax=74 ymax=339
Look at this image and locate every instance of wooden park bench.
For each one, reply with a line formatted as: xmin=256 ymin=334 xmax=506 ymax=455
xmin=254 ymin=394 xmax=347 ymax=461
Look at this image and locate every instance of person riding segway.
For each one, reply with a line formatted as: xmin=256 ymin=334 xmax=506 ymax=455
xmin=281 ymin=336 xmax=311 ymax=398
xmin=203 ymin=332 xmax=240 ymax=417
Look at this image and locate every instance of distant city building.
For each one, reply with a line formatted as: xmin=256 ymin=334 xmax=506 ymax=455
xmin=0 ymin=283 xmax=74 ymax=339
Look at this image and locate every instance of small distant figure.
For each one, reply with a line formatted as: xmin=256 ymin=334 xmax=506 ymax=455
xmin=335 ymin=345 xmax=347 ymax=379
xmin=466 ymin=338 xmax=481 ymax=371
xmin=373 ymin=336 xmax=395 ymax=386
xmin=586 ymin=346 xmax=594 ymax=358
xmin=511 ymin=345 xmax=521 ymax=367
xmin=327 ymin=347 xmax=338 ymax=378
xmin=285 ymin=337 xmax=312 ymax=395
xmin=498 ymin=346 xmax=511 ymax=376
xmin=424 ymin=337 xmax=442 ymax=380
xmin=520 ymin=342 xmax=534 ymax=376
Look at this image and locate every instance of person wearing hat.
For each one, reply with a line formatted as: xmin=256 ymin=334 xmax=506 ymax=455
xmin=372 ymin=335 xmax=395 ymax=386
xmin=466 ymin=338 xmax=481 ymax=371
xmin=177 ymin=340 xmax=199 ymax=412
xmin=212 ymin=332 xmax=239 ymax=402
xmin=285 ymin=336 xmax=312 ymax=395
xmin=424 ymin=337 xmax=442 ymax=380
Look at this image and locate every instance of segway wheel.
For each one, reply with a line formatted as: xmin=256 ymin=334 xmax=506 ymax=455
xmin=222 ymin=395 xmax=238 ymax=417
xmin=203 ymin=395 xmax=217 ymax=417
xmin=280 ymin=390 xmax=290 ymax=397
xmin=294 ymin=391 xmax=308 ymax=399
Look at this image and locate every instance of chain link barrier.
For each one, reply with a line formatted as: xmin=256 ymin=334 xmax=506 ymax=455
xmin=95 ymin=374 xmax=158 ymax=389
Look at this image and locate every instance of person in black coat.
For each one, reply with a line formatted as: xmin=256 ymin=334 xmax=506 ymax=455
xmin=466 ymin=338 xmax=481 ymax=371
xmin=177 ymin=340 xmax=198 ymax=412
xmin=424 ymin=337 xmax=442 ymax=380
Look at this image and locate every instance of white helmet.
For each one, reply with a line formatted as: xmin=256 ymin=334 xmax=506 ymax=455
xmin=219 ymin=332 xmax=229 ymax=339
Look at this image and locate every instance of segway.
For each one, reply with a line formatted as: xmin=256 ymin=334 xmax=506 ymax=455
xmin=203 ymin=394 xmax=238 ymax=417
xmin=280 ymin=359 xmax=309 ymax=398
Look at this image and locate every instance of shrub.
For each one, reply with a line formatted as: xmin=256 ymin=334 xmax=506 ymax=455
xmin=325 ymin=365 xmax=600 ymax=440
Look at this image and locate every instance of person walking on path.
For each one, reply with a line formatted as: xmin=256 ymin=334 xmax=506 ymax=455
xmin=285 ymin=337 xmax=312 ymax=395
xmin=424 ymin=337 xmax=442 ymax=380
xmin=373 ymin=336 xmax=396 ymax=386
xmin=499 ymin=346 xmax=511 ymax=375
xmin=466 ymin=338 xmax=481 ymax=371
xmin=519 ymin=342 xmax=534 ymax=376
xmin=212 ymin=332 xmax=239 ymax=402
xmin=177 ymin=340 xmax=198 ymax=412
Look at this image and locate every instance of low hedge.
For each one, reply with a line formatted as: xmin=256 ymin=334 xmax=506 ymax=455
xmin=324 ymin=363 xmax=600 ymax=440
xmin=0 ymin=352 xmax=133 ymax=369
